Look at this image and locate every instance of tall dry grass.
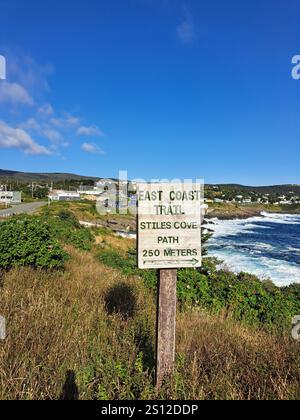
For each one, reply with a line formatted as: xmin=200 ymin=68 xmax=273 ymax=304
xmin=0 ymin=247 xmax=299 ymax=400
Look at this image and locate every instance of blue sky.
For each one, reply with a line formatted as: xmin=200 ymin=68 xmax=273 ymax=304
xmin=0 ymin=0 xmax=299 ymax=185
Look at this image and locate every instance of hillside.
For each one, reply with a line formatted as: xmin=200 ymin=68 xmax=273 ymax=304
xmin=0 ymin=169 xmax=299 ymax=194
xmin=1 ymin=247 xmax=299 ymax=400
xmin=210 ymin=184 xmax=300 ymax=195
xmin=0 ymin=169 xmax=98 ymax=182
xmin=207 ymin=202 xmax=300 ymax=219
xmin=0 ymin=206 xmax=299 ymax=400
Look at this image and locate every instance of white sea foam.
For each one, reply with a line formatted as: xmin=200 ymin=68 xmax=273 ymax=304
xmin=260 ymin=212 xmax=300 ymax=224
xmin=207 ymin=213 xmax=300 ymax=286
xmin=118 ymin=213 xmax=300 ymax=286
xmin=212 ymin=248 xmax=300 ymax=287
xmin=206 ymin=219 xmax=259 ymax=238
xmin=205 ymin=212 xmax=300 ymax=239
xmin=287 ymin=246 xmax=300 ymax=252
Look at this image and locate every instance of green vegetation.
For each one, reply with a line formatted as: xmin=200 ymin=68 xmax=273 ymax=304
xmin=3 ymin=207 xmax=297 ymax=333
xmin=0 ymin=168 xmax=98 ymax=183
xmin=205 ymin=184 xmax=300 ymax=218
xmin=97 ymin=245 xmax=300 ymax=333
xmin=0 ymin=218 xmax=68 ymax=270
xmin=207 ymin=202 xmax=300 ymax=219
xmin=0 ymin=208 xmax=299 ymax=400
xmin=40 ymin=200 xmax=99 ymax=221
xmin=0 ymin=209 xmax=95 ymax=270
xmin=45 ymin=210 xmax=95 ymax=251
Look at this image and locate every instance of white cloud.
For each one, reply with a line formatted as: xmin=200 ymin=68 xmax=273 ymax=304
xmin=77 ymin=125 xmax=104 ymax=137
xmin=177 ymin=7 xmax=195 ymax=45
xmin=0 ymin=54 xmax=6 ymax=80
xmin=0 ymin=120 xmax=51 ymax=155
xmin=6 ymin=53 xmax=54 ymax=94
xmin=38 ymin=103 xmax=54 ymax=116
xmin=20 ymin=118 xmax=61 ymax=142
xmin=0 ymin=81 xmax=34 ymax=106
xmin=42 ymin=128 xmax=62 ymax=143
xmin=65 ymin=114 xmax=81 ymax=127
xmin=0 ymin=52 xmax=106 ymax=158
xmin=50 ymin=114 xmax=81 ymax=129
xmin=20 ymin=118 xmax=41 ymax=131
xmin=82 ymin=142 xmax=105 ymax=155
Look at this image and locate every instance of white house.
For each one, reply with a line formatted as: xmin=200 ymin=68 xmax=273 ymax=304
xmin=95 ymin=179 xmax=117 ymax=189
xmin=48 ymin=190 xmax=81 ymax=201
xmin=0 ymin=191 xmax=22 ymax=204
xmin=235 ymin=195 xmax=243 ymax=202
xmin=79 ymin=190 xmax=103 ymax=196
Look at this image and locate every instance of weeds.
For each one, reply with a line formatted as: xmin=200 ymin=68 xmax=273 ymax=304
xmin=0 ymin=211 xmax=299 ymax=400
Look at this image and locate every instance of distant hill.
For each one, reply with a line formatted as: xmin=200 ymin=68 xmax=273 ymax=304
xmin=209 ymin=184 xmax=300 ymax=195
xmin=0 ymin=169 xmax=299 ymax=194
xmin=0 ymin=169 xmax=99 ymax=183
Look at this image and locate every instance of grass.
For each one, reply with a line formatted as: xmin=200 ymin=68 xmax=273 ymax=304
xmin=0 ymin=210 xmax=299 ymax=400
xmin=0 ymin=245 xmax=299 ymax=400
xmin=38 ymin=201 xmax=99 ymax=221
xmin=96 ymin=241 xmax=300 ymax=334
xmin=39 ymin=201 xmax=136 ymax=225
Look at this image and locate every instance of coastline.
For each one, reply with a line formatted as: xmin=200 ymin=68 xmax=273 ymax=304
xmin=206 ymin=203 xmax=300 ymax=220
xmin=205 ymin=212 xmax=300 ymax=287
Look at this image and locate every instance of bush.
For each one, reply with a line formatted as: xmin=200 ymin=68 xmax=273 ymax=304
xmin=41 ymin=212 xmax=94 ymax=251
xmin=57 ymin=210 xmax=80 ymax=228
xmin=97 ymin=246 xmax=300 ymax=333
xmin=0 ymin=218 xmax=68 ymax=270
xmin=98 ymin=248 xmax=157 ymax=290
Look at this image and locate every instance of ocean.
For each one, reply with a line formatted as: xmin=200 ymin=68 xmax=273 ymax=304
xmin=206 ymin=212 xmax=300 ymax=287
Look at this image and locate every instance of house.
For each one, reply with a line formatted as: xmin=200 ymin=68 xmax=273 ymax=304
xmin=48 ymin=190 xmax=81 ymax=201
xmin=0 ymin=191 xmax=22 ymax=204
xmin=79 ymin=189 xmax=103 ymax=200
xmin=235 ymin=195 xmax=243 ymax=202
xmin=95 ymin=179 xmax=117 ymax=190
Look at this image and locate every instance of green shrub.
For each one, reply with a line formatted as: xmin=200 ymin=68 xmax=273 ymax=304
xmin=98 ymin=248 xmax=157 ymax=290
xmin=57 ymin=210 xmax=80 ymax=227
xmin=97 ymin=246 xmax=300 ymax=333
xmin=41 ymin=213 xmax=94 ymax=251
xmin=0 ymin=218 xmax=68 ymax=270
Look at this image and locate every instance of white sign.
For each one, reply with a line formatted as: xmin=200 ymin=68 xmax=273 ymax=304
xmin=137 ymin=182 xmax=204 ymax=269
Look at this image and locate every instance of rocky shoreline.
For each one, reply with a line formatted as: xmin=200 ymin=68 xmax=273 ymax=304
xmin=206 ymin=204 xmax=300 ymax=221
xmin=79 ymin=205 xmax=300 ymax=233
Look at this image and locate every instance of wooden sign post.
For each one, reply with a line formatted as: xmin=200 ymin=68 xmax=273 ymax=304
xmin=156 ymin=268 xmax=177 ymax=387
xmin=137 ymin=182 xmax=203 ymax=387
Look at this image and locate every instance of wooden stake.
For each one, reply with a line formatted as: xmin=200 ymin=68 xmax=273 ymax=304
xmin=156 ymin=269 xmax=177 ymax=388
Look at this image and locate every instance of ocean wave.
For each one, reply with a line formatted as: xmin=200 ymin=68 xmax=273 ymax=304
xmin=205 ymin=219 xmax=261 ymax=238
xmin=207 ymin=212 xmax=300 ymax=286
xmin=260 ymin=212 xmax=300 ymax=225
xmin=205 ymin=212 xmax=300 ymax=239
xmin=212 ymin=248 xmax=300 ymax=287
